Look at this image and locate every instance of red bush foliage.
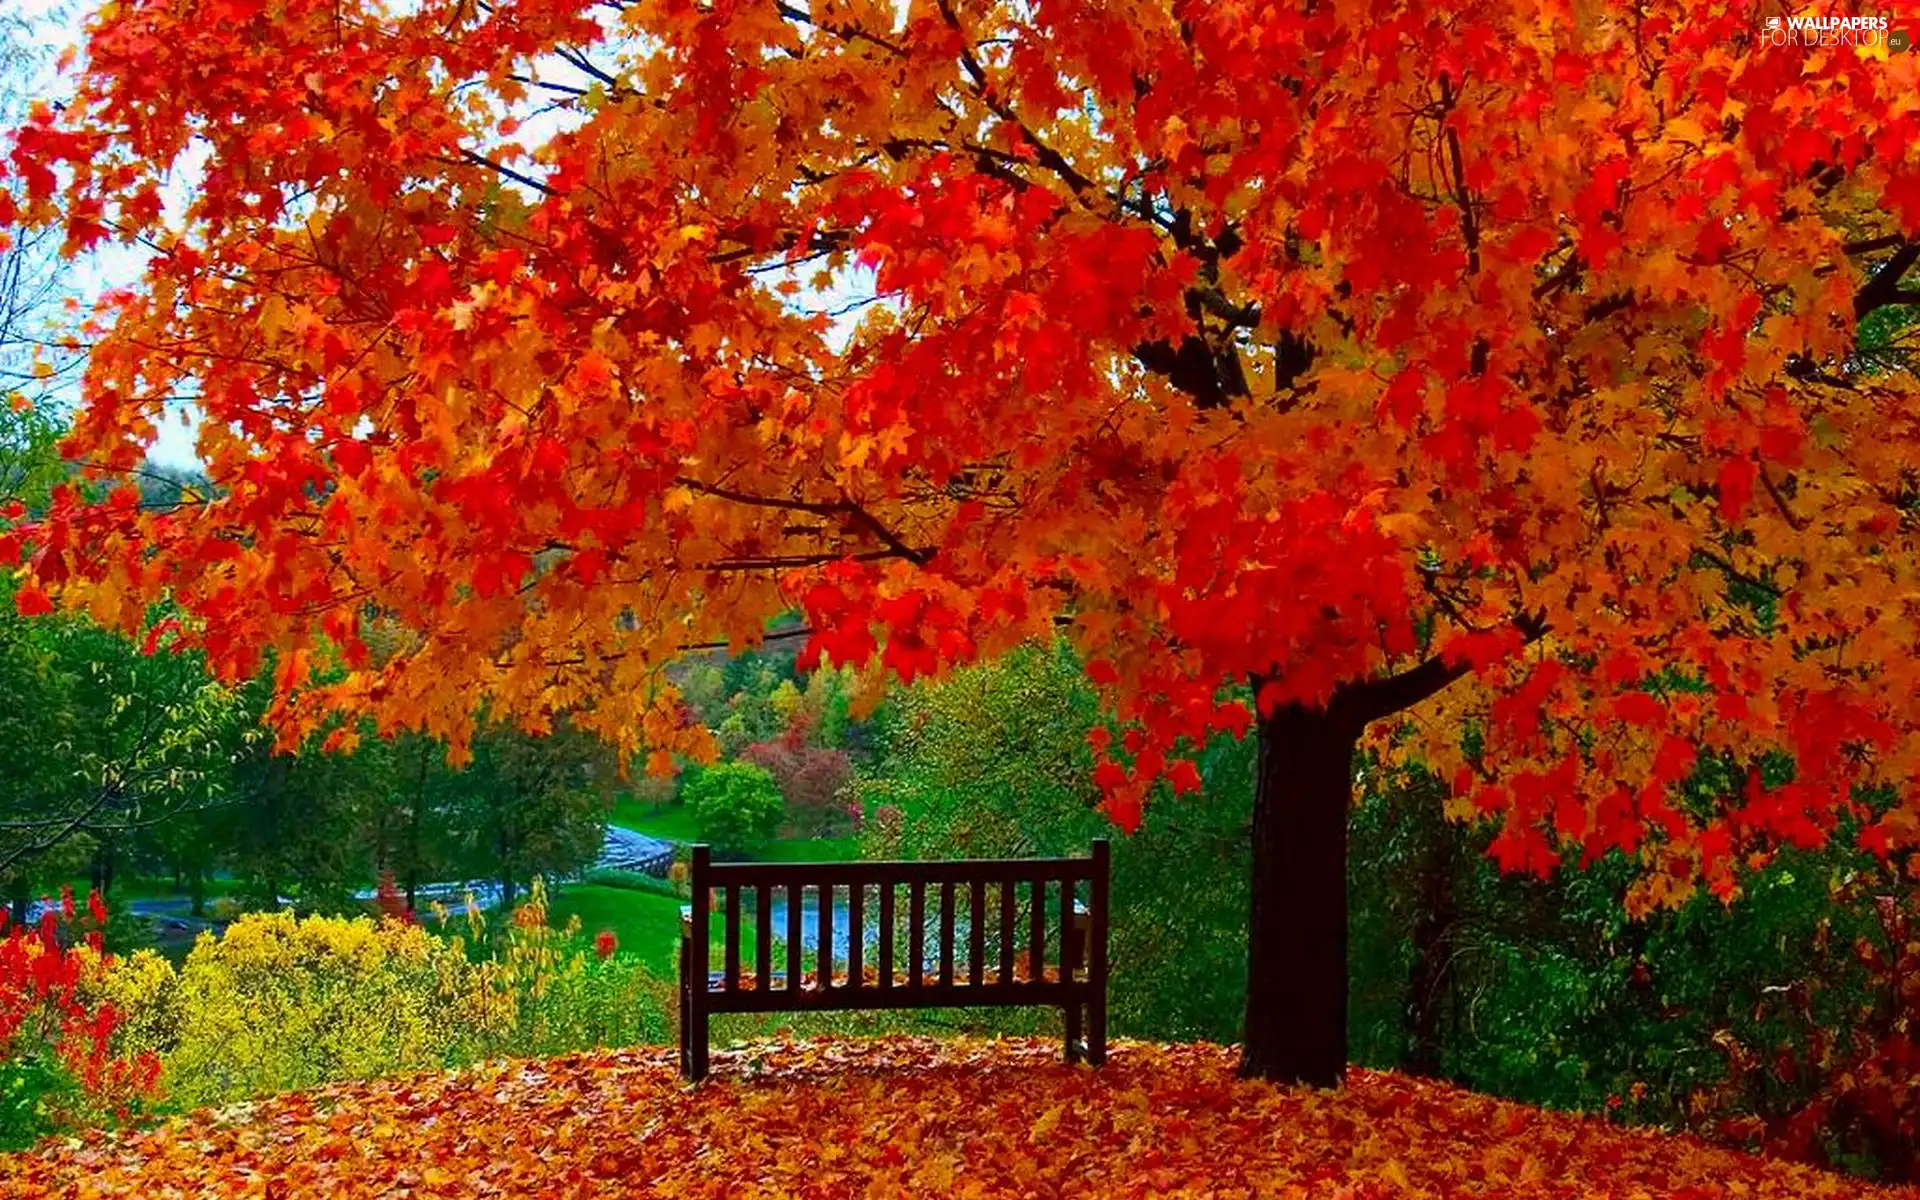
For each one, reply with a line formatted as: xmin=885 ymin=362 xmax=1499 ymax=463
xmin=372 ymin=870 xmax=418 ymax=925
xmin=0 ymin=888 xmax=162 ymax=1127
xmin=740 ymin=719 xmax=854 ymax=838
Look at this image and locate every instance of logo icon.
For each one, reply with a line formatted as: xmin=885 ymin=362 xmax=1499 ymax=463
xmin=1766 ymin=16 xmax=1781 ymax=30
xmin=1894 ymin=29 xmax=1912 ymax=52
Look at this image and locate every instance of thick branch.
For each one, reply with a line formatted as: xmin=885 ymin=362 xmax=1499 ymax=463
xmin=1335 ymin=609 xmax=1551 ymax=728
xmin=1855 ymin=241 xmax=1920 ymax=318
xmin=674 ymin=478 xmax=933 ymax=566
xmin=1437 ymin=73 xmax=1480 ymax=276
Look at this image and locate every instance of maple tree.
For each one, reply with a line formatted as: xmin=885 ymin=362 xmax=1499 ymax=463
xmin=5 ymin=0 xmax=1920 ymax=1086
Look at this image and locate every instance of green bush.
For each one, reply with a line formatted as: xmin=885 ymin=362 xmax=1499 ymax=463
xmin=0 ymin=1059 xmax=81 ymax=1152
xmin=684 ymin=762 xmax=785 ymax=854
xmin=864 ymin=643 xmax=1254 ymax=1043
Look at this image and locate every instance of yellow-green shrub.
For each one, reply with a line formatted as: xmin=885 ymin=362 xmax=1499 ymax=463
xmin=86 ymin=884 xmax=676 ymax=1111
xmin=78 ymin=948 xmax=181 ymax=1061
xmin=439 ymin=879 xmax=673 ymax=1060
xmin=161 ymin=911 xmax=463 ymax=1108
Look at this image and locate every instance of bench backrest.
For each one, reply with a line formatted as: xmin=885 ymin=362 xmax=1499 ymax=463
xmin=687 ymin=841 xmax=1109 ymax=1013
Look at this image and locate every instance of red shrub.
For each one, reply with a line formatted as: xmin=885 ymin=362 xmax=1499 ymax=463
xmin=373 ymin=870 xmax=418 ymax=925
xmin=0 ymin=887 xmax=162 ymax=1128
xmin=740 ymin=720 xmax=854 ymax=838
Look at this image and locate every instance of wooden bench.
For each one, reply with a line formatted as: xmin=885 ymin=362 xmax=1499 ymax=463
xmin=677 ymin=841 xmax=1109 ymax=1080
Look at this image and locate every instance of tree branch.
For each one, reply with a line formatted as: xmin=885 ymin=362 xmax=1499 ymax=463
xmin=1855 ymin=241 xmax=1920 ymax=318
xmin=1336 ymin=609 xmax=1551 ymax=728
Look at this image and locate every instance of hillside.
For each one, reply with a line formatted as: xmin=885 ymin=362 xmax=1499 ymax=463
xmin=2 ymin=1038 xmax=1906 ymax=1199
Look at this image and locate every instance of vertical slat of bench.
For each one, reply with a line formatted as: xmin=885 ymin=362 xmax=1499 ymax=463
xmin=1061 ymin=868 xmax=1081 ymax=1063
xmin=786 ymin=881 xmax=803 ymax=993
xmin=678 ymin=912 xmax=691 ymax=1077
xmin=998 ymin=880 xmax=1016 ymax=987
xmin=818 ymin=883 xmax=835 ymax=990
xmin=848 ymin=883 xmax=865 ymax=990
xmin=1089 ymin=839 xmax=1109 ymax=1065
xmin=1059 ymin=871 xmax=1077 ymax=980
xmin=755 ymin=882 xmax=771 ymax=992
xmin=878 ymin=882 xmax=895 ymax=990
xmin=938 ymin=882 xmax=956 ymax=986
xmin=968 ymin=879 xmax=985 ymax=987
xmin=688 ymin=845 xmax=710 ymax=1081
xmin=1028 ymin=876 xmax=1046 ymax=983
xmin=908 ymin=881 xmax=926 ymax=988
xmin=723 ymin=883 xmax=741 ymax=991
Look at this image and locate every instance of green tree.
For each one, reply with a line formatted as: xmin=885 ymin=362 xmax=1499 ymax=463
xmin=436 ymin=719 xmax=610 ymax=909
xmin=863 ymin=644 xmax=1255 ymax=1041
xmin=0 ymin=601 xmax=252 ymax=916
xmin=684 ymin=763 xmax=784 ymax=856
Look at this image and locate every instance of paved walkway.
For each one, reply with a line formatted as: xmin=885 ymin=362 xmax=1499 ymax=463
xmin=596 ymin=825 xmax=676 ymax=875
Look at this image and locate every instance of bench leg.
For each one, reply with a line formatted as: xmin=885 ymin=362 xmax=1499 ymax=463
xmin=1088 ymin=993 xmax=1107 ymax=1067
xmin=678 ymin=936 xmax=693 ymax=1079
xmin=689 ymin=1006 xmax=709 ymax=1082
xmin=1065 ymin=999 xmax=1083 ymax=1065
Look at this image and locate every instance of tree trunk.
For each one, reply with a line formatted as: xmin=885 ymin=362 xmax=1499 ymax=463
xmin=9 ymin=880 xmax=31 ymax=929
xmin=406 ymin=740 xmax=428 ymax=914
xmin=262 ymin=753 xmax=288 ymax=908
xmin=1405 ymin=808 xmax=1459 ymax=1077
xmin=499 ymin=825 xmax=516 ymax=912
xmin=189 ymin=867 xmax=206 ymax=918
xmin=1239 ymin=700 xmax=1362 ymax=1087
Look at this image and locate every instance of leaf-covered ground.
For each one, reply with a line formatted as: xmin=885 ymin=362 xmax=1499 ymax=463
xmin=3 ymin=1038 xmax=1908 ymax=1199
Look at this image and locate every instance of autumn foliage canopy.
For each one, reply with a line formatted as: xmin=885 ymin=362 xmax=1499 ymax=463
xmin=4 ymin=0 xmax=1920 ymax=911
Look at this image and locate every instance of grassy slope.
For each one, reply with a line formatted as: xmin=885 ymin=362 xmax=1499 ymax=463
xmin=607 ymin=798 xmax=701 ymax=841
xmin=545 ymin=884 xmax=713 ymax=977
xmin=3 ymin=1039 xmax=1906 ymax=1199
xmin=606 ymin=797 xmax=858 ymax=862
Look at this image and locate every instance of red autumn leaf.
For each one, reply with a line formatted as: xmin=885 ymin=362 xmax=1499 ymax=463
xmin=3 ymin=1040 xmax=1893 ymax=1198
xmin=1165 ymin=758 xmax=1203 ymax=795
xmin=13 ymin=584 xmax=52 ymax=617
xmin=1717 ymin=455 xmax=1758 ymax=521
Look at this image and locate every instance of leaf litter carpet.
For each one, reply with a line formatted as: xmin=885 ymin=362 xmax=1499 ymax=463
xmin=2 ymin=1037 xmax=1908 ymax=1198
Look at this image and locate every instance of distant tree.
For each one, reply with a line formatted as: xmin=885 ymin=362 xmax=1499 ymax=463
xmin=436 ymin=719 xmax=610 ymax=909
xmin=740 ymin=719 xmax=854 ymax=838
xmin=684 ymin=763 xmax=785 ymax=856
xmin=0 ymin=598 xmax=252 ymax=916
xmin=0 ymin=8 xmax=77 ymax=411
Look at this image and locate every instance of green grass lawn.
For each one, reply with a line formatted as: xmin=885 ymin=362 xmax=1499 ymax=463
xmin=606 ymin=796 xmax=860 ymax=865
xmin=546 ymin=883 xmax=718 ymax=977
xmin=606 ymin=798 xmax=701 ymax=842
xmin=60 ymin=875 xmax=245 ymax=905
